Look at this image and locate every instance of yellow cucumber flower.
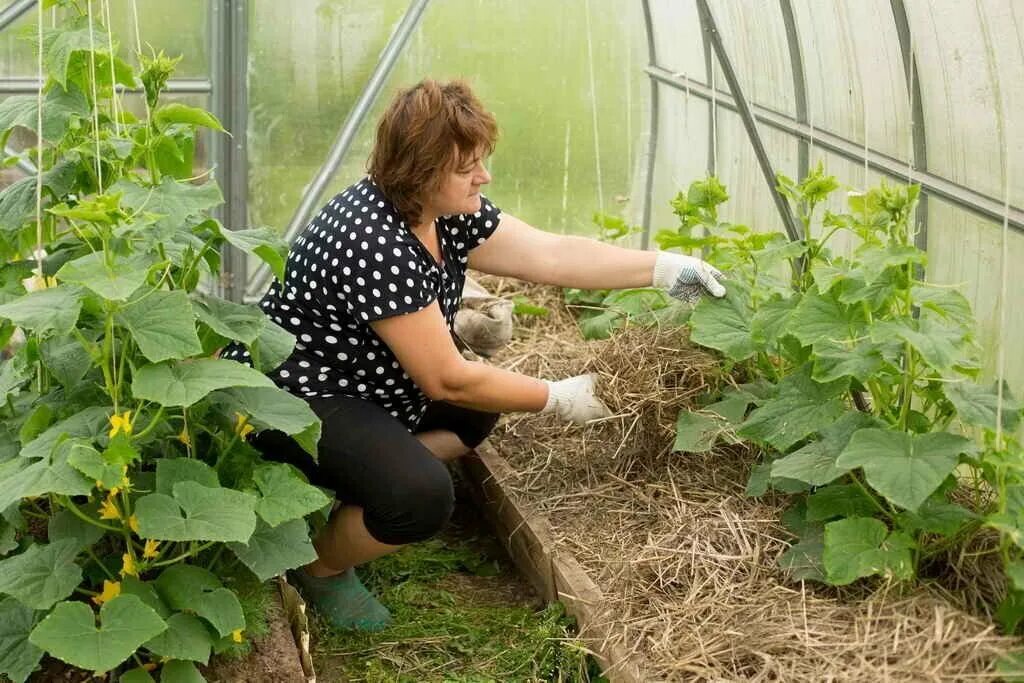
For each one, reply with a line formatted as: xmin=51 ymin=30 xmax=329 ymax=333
xmin=143 ymin=539 xmax=160 ymax=559
xmin=177 ymin=427 xmax=192 ymax=447
xmin=127 ymin=514 xmax=139 ymax=533
xmin=231 ymin=629 xmax=244 ymax=643
xmin=120 ymin=552 xmax=138 ymax=577
xmin=108 ymin=410 xmax=133 ymax=438
xmin=92 ymin=580 xmax=121 ymax=606
xmin=98 ymin=493 xmax=120 ymax=521
xmin=233 ymin=412 xmax=254 ymax=438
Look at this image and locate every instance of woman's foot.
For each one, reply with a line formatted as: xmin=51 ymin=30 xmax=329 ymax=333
xmin=287 ymin=565 xmax=393 ymax=632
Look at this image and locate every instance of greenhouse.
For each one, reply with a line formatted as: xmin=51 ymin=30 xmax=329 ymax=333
xmin=0 ymin=0 xmax=1023 ymax=681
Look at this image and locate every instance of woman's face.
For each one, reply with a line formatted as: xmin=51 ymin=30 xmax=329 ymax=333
xmin=432 ymin=148 xmax=492 ymax=218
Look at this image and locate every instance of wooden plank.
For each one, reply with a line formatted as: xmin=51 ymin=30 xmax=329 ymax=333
xmin=459 ymin=442 xmax=645 ymax=683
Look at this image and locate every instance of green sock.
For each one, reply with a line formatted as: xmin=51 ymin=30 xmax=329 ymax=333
xmin=288 ymin=566 xmax=392 ymax=632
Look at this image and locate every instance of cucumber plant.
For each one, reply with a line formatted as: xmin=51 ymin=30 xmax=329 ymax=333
xmin=0 ymin=4 xmax=327 ymax=680
xmin=666 ymin=167 xmax=1024 ymax=610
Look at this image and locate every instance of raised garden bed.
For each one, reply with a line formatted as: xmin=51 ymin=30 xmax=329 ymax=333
xmin=462 ymin=276 xmax=1024 ymax=682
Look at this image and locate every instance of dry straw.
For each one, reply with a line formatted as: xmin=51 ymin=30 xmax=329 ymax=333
xmin=476 ymin=274 xmax=1022 ymax=682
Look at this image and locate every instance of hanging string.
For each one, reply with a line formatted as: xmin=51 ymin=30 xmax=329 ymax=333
xmin=101 ymin=0 xmax=121 ymax=138
xmin=995 ymin=134 xmax=1011 ymax=449
xmin=583 ymin=0 xmax=604 ymax=216
xmin=907 ymin=30 xmax=915 ymax=184
xmin=86 ymin=0 xmax=103 ymax=192
xmin=34 ymin=0 xmax=44 ymax=278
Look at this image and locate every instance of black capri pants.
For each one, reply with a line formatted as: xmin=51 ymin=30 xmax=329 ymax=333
xmin=250 ymin=396 xmax=499 ymax=546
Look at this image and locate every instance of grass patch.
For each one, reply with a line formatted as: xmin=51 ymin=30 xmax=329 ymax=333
xmin=312 ymin=537 xmax=606 ymax=682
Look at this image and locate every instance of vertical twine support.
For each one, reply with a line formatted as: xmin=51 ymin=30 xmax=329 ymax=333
xmin=101 ymin=0 xmax=121 ymax=138
xmin=86 ymin=0 xmax=103 ymax=192
xmin=34 ymin=0 xmax=43 ymax=276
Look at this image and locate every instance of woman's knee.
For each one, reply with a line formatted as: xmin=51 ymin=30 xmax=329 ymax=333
xmin=362 ymin=460 xmax=455 ymax=545
xmin=456 ymin=411 xmax=500 ymax=449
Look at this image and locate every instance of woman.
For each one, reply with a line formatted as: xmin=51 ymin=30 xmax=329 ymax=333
xmin=221 ymin=78 xmax=724 ymax=631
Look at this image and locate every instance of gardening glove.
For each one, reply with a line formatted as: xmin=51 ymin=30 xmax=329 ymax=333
xmin=541 ymin=374 xmax=612 ymax=425
xmin=652 ymin=251 xmax=726 ymax=304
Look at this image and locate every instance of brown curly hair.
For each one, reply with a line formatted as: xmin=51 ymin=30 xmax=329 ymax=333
xmin=367 ymin=79 xmax=498 ymax=227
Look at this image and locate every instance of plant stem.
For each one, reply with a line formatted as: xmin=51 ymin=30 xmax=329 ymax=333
xmin=58 ymin=495 xmax=121 ymax=533
xmin=132 ymin=405 xmax=166 ymax=441
xmin=148 ymin=541 xmax=216 ymax=568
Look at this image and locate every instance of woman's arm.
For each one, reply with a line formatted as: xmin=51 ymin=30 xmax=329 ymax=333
xmin=467 ymin=213 xmax=657 ymax=290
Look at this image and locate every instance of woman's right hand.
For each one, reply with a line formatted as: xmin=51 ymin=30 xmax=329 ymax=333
xmin=541 ymin=374 xmax=612 ymax=425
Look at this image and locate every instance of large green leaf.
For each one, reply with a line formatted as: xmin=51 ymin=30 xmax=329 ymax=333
xmin=770 ymin=411 xmax=880 ymax=486
xmin=154 ymin=565 xmax=245 ymax=638
xmin=245 ymin=319 xmax=294 ymax=373
xmin=871 ymin=317 xmax=965 ymax=373
xmin=896 ymin=498 xmax=975 ymax=537
xmin=192 ymin=295 xmax=265 ymax=345
xmin=0 ymin=82 xmax=89 ymax=141
xmin=811 ymin=342 xmax=887 ymax=383
xmin=38 ymin=19 xmax=109 ymax=87
xmin=118 ymin=290 xmax=203 ymax=363
xmin=251 ymin=463 xmax=330 ymax=527
xmin=131 ymin=358 xmax=275 ymax=408
xmin=945 ymin=380 xmax=1022 ymax=432
xmin=855 ymin=244 xmax=926 ymax=285
xmin=749 ymin=295 xmax=798 ymax=347
xmin=822 ymin=517 xmax=914 ymax=586
xmin=135 ymin=481 xmax=257 ymax=543
xmin=911 ymin=284 xmax=974 ymax=329
xmin=155 ymin=458 xmax=220 ymax=496
xmin=0 ymin=160 xmax=79 ymax=232
xmin=805 ymin=484 xmax=879 ymax=522
xmin=47 ymin=509 xmax=104 ymax=555
xmin=66 ymin=442 xmax=124 ymax=490
xmin=673 ymin=411 xmax=724 ymax=453
xmin=0 ymin=442 xmax=93 ymax=512
xmin=835 ymin=429 xmax=976 ymax=511
xmin=0 ymin=540 xmax=81 ymax=610
xmin=55 ymin=251 xmax=152 ymax=302
xmin=787 ymin=291 xmax=867 ymax=347
xmin=777 ymin=537 xmax=825 ymax=583
xmin=689 ymin=282 xmax=757 ymax=361
xmin=161 ymin=659 xmax=207 ymax=683
xmin=154 ymin=103 xmax=225 ymax=132
xmin=216 ymin=227 xmax=288 ymax=284
xmin=0 ymin=355 xmax=32 ymax=404
xmin=40 ymin=334 xmax=93 ymax=388
xmin=0 ymin=597 xmax=44 ymax=683
xmin=228 ymin=518 xmax=318 ymax=581
xmin=0 ymin=285 xmax=84 ymax=338
xmin=28 ymin=595 xmax=166 ymax=674
xmin=113 ymin=177 xmax=223 ymax=233
xmin=211 ymin=387 xmax=320 ymax=458
xmin=20 ymin=406 xmax=108 ymax=460
xmin=143 ymin=613 xmax=213 ymax=664
xmin=737 ymin=367 xmax=849 ymax=451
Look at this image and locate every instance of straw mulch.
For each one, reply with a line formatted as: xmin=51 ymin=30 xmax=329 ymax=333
xmin=473 ymin=273 xmax=1023 ymax=682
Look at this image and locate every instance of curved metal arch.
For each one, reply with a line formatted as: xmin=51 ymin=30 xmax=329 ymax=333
xmin=639 ymin=0 xmax=658 ymax=249
xmin=890 ymin=0 xmax=929 ymax=258
xmin=779 ymin=0 xmax=809 ymax=185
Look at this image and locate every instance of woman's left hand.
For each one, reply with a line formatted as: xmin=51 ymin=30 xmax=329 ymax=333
xmin=652 ymin=251 xmax=726 ymax=303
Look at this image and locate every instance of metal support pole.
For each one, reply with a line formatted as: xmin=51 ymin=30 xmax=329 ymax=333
xmin=644 ymin=66 xmax=1024 ymax=234
xmin=779 ymin=0 xmax=809 ymax=184
xmin=209 ymin=0 xmax=248 ymax=302
xmin=696 ymin=0 xmax=803 ymax=246
xmin=246 ymin=0 xmax=432 ymax=301
xmin=891 ymin=0 xmax=929 ymax=259
xmin=698 ymin=6 xmax=716 ymax=176
xmin=638 ymin=0 xmax=658 ymax=250
xmin=0 ymin=0 xmax=35 ymax=33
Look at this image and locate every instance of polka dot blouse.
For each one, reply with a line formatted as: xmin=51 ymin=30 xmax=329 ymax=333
xmin=220 ymin=176 xmax=502 ymax=430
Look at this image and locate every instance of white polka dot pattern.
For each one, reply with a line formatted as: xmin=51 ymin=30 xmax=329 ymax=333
xmin=220 ymin=177 xmax=502 ymax=430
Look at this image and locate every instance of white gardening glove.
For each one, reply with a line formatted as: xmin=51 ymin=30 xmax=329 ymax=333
xmin=541 ymin=374 xmax=612 ymax=425
xmin=652 ymin=251 xmax=726 ymax=303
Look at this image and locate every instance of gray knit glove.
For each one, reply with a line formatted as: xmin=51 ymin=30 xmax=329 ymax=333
xmin=652 ymin=251 xmax=726 ymax=303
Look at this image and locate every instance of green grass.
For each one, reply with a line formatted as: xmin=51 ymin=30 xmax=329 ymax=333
xmin=311 ymin=537 xmax=607 ymax=683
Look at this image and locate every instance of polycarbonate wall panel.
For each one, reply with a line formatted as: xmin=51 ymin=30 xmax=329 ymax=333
xmin=708 ymin=1 xmax=795 ymax=116
xmin=791 ymin=1 xmax=910 ymax=161
xmin=713 ymin=110 xmax=798 ymax=235
xmin=646 ymin=0 xmax=705 ymax=82
xmin=247 ymin=0 xmax=648 ymax=263
xmin=0 ymin=2 xmax=208 ymax=78
xmin=906 ymin=1 xmax=1024 ymax=207
xmin=926 ymin=197 xmax=1023 ymax=390
xmin=647 ymin=88 xmax=711 ymax=234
